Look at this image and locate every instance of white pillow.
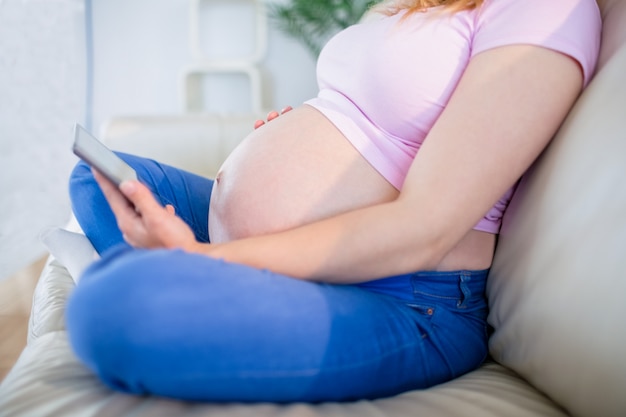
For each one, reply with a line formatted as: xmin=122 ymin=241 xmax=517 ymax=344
xmin=39 ymin=227 xmax=98 ymax=283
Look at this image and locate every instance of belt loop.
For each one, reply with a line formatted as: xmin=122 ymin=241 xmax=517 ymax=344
xmin=457 ymin=271 xmax=471 ymax=309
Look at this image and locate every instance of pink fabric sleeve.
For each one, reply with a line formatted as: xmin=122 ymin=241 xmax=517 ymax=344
xmin=472 ymin=0 xmax=602 ymax=86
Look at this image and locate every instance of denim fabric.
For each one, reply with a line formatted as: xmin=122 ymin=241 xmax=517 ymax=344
xmin=67 ymin=154 xmax=489 ymax=403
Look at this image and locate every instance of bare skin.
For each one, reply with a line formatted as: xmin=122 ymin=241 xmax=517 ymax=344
xmin=97 ymin=44 xmax=583 ymax=283
xmin=209 ymin=105 xmax=495 ymax=271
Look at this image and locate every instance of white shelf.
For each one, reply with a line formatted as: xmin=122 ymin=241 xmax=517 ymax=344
xmin=183 ymin=0 xmax=268 ymax=113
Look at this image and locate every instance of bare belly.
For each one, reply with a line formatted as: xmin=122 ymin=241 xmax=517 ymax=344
xmin=208 ymin=105 xmax=494 ymax=271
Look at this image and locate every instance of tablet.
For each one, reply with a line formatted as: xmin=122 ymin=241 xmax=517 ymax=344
xmin=72 ymin=123 xmax=137 ymax=187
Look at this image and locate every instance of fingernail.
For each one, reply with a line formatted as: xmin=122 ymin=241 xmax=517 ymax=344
xmin=120 ymin=181 xmax=136 ymax=194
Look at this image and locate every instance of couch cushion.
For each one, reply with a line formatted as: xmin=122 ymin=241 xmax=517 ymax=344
xmin=4 ymin=235 xmax=571 ymax=417
xmin=27 ymin=258 xmax=75 ymax=345
xmin=0 ymin=332 xmax=568 ymax=417
xmin=487 ymin=2 xmax=626 ymax=417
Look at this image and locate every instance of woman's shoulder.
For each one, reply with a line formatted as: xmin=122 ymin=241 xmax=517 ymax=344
xmin=474 ymin=0 xmax=602 ymax=86
xmin=477 ymin=0 xmax=601 ymax=29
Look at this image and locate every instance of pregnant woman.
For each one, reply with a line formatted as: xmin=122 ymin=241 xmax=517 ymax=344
xmin=67 ymin=0 xmax=601 ymax=403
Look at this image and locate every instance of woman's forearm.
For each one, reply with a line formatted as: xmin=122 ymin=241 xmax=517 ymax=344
xmin=191 ymin=200 xmax=446 ymax=283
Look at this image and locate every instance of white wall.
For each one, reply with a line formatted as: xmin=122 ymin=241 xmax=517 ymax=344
xmin=91 ymin=0 xmax=319 ymax=132
xmin=0 ymin=0 xmax=85 ymax=280
xmin=0 ymin=0 xmax=319 ymax=280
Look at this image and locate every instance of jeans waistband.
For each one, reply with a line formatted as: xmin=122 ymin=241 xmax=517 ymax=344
xmin=355 ymin=269 xmax=489 ymax=308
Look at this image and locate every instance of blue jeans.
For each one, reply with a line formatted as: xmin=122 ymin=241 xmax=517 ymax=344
xmin=67 ymin=153 xmax=490 ymax=403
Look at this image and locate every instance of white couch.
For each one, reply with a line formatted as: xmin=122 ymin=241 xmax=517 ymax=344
xmin=1 ymin=1 xmax=624 ymax=416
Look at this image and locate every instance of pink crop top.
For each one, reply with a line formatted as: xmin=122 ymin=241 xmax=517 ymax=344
xmin=305 ymin=0 xmax=601 ymax=233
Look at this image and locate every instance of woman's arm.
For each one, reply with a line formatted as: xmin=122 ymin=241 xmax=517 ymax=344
xmin=107 ymin=44 xmax=584 ymax=283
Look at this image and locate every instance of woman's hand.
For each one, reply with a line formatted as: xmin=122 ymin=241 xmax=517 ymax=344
xmin=254 ymin=106 xmax=293 ymax=129
xmin=93 ymin=169 xmax=200 ymax=252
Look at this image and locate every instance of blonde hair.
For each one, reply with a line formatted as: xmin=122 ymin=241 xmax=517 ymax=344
xmin=377 ymin=0 xmax=484 ymax=15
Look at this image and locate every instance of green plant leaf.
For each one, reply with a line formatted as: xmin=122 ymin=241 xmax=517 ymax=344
xmin=269 ymin=0 xmax=380 ymax=57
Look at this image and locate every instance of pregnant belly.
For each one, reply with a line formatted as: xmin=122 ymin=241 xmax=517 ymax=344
xmin=208 ymin=105 xmax=399 ymax=243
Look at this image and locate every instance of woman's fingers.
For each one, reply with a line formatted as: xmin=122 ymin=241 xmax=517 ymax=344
xmin=93 ymin=168 xmax=145 ymax=243
xmin=119 ymin=180 xmax=163 ymax=219
xmin=93 ymin=168 xmax=196 ymax=250
xmin=266 ymin=110 xmax=280 ymax=121
xmin=92 ymin=169 xmax=135 ymax=216
xmin=254 ymin=106 xmax=293 ymax=129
